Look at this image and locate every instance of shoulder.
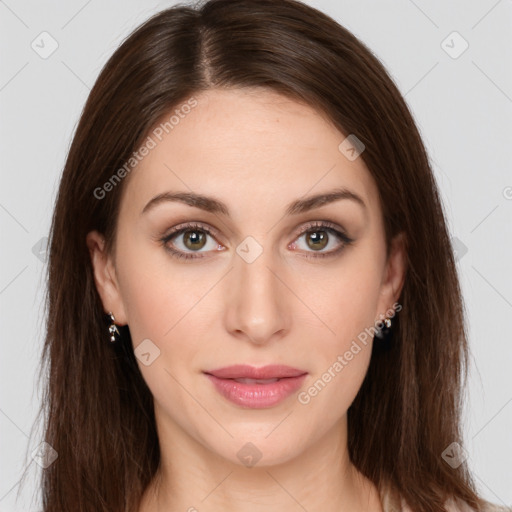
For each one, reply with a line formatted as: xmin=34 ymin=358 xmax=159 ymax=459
xmin=379 ymin=483 xmax=512 ymax=512
xmin=443 ymin=496 xmax=512 ymax=512
xmin=473 ymin=501 xmax=512 ymax=512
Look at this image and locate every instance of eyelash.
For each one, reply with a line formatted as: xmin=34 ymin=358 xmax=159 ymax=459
xmin=159 ymin=221 xmax=354 ymax=261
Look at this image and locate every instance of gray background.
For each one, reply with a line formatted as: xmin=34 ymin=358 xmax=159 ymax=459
xmin=1 ymin=0 xmax=511 ymax=510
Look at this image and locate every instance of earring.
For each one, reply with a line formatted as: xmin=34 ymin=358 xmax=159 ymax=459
xmin=108 ymin=312 xmax=120 ymax=343
xmin=375 ymin=316 xmax=392 ymax=339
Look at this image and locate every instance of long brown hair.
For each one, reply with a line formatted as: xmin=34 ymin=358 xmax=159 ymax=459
xmin=32 ymin=0 xmax=487 ymax=510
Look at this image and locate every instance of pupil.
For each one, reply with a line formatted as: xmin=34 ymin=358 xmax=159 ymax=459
xmin=184 ymin=230 xmax=206 ymax=250
xmin=308 ymin=231 xmax=328 ymax=250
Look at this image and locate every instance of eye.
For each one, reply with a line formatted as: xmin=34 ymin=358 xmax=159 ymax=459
xmin=159 ymin=222 xmax=224 ymax=260
xmin=290 ymin=221 xmax=354 ymax=259
xmin=159 ymin=220 xmax=354 ymax=261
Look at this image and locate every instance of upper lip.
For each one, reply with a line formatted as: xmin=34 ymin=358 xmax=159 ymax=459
xmin=204 ymin=365 xmax=307 ymax=379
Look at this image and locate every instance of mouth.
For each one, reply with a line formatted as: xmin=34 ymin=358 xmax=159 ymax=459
xmin=228 ymin=377 xmax=281 ymax=384
xmin=203 ymin=365 xmax=308 ymax=408
xmin=204 ymin=364 xmax=307 ymax=380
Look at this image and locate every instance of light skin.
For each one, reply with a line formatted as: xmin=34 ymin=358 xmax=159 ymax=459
xmin=87 ymin=88 xmax=406 ymax=512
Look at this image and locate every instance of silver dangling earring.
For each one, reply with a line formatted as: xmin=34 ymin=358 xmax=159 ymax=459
xmin=108 ymin=312 xmax=120 ymax=343
xmin=375 ymin=316 xmax=392 ymax=339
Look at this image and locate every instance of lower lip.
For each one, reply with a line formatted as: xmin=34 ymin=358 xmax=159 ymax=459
xmin=205 ymin=374 xmax=307 ymax=408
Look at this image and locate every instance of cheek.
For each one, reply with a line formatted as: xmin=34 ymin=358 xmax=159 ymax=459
xmin=114 ymin=238 xmax=222 ymax=394
xmin=294 ymin=248 xmax=382 ymax=412
xmin=116 ymin=265 xmax=173 ymax=346
xmin=298 ymin=284 xmax=376 ymax=422
xmin=301 ymin=251 xmax=383 ymax=350
xmin=300 ymin=347 xmax=372 ymax=429
xmin=115 ymin=230 xmax=209 ymax=343
xmin=114 ymin=247 xmax=209 ymax=414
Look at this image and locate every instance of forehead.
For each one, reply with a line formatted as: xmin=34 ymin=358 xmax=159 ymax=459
xmin=120 ymin=88 xmax=380 ymax=221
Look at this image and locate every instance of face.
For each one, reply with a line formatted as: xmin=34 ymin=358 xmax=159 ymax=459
xmin=87 ymin=87 xmax=405 ymax=467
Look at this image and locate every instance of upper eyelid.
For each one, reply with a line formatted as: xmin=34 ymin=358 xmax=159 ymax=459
xmin=163 ymin=222 xmax=219 ymax=238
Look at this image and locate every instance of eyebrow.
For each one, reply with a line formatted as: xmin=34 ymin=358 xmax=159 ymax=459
xmin=140 ymin=186 xmax=366 ymax=217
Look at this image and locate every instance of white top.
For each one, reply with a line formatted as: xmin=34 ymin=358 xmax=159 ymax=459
xmin=379 ymin=482 xmax=512 ymax=512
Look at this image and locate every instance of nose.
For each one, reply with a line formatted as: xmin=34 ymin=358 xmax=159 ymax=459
xmin=223 ymin=244 xmax=291 ymax=345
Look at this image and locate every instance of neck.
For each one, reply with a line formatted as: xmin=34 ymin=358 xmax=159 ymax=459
xmin=139 ymin=408 xmax=383 ymax=512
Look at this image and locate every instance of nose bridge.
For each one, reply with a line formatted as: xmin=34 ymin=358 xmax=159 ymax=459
xmin=225 ymin=237 xmax=289 ymax=343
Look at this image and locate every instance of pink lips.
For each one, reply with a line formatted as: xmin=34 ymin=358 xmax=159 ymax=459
xmin=204 ymin=365 xmax=307 ymax=408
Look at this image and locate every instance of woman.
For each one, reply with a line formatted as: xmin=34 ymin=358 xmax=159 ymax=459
xmin=35 ymin=0 xmax=511 ymax=511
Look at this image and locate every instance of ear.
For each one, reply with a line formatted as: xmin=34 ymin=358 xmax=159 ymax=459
xmin=86 ymin=230 xmax=128 ymax=325
xmin=376 ymin=231 xmax=407 ymax=320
